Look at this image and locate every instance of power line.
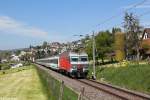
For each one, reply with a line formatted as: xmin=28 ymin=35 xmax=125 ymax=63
xmin=95 ymin=0 xmax=148 ymax=27
xmin=103 ymin=1 xmax=150 ymax=31
xmin=125 ymin=0 xmax=148 ymax=11
xmin=78 ymin=0 xmax=148 ymax=36
xmin=138 ymin=10 xmax=150 ymax=17
xmin=106 ymin=9 xmax=150 ymax=30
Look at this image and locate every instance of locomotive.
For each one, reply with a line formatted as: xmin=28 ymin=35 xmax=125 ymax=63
xmin=36 ymin=51 xmax=89 ymax=78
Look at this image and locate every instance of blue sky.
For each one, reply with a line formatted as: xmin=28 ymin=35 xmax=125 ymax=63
xmin=0 ymin=0 xmax=150 ymax=50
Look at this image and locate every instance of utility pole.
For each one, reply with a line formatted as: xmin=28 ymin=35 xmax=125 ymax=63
xmin=92 ymin=31 xmax=96 ymax=80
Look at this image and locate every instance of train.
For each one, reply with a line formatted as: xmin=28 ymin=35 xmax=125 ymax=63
xmin=36 ymin=51 xmax=89 ymax=78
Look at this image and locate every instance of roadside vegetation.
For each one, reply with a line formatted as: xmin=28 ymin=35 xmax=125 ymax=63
xmin=0 ymin=65 xmax=50 ymax=100
xmin=0 ymin=62 xmax=31 ymax=75
xmin=0 ymin=61 xmax=31 ymax=70
xmin=88 ymin=63 xmax=150 ymax=94
xmin=36 ymin=66 xmax=78 ymax=100
xmin=85 ymin=11 xmax=150 ymax=95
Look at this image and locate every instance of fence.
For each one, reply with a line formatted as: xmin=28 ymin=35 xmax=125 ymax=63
xmin=36 ymin=66 xmax=79 ymax=100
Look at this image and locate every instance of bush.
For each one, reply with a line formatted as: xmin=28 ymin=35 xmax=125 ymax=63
xmin=0 ymin=63 xmax=11 ymax=70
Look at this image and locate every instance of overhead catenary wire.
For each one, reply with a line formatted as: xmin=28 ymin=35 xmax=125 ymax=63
xmin=95 ymin=0 xmax=150 ymax=33
xmin=95 ymin=0 xmax=148 ymax=28
xmin=82 ymin=0 xmax=147 ymax=36
xmin=74 ymin=0 xmax=149 ymax=37
xmin=77 ymin=1 xmax=149 ymax=79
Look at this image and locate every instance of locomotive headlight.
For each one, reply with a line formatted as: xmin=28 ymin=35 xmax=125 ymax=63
xmin=72 ymin=65 xmax=76 ymax=69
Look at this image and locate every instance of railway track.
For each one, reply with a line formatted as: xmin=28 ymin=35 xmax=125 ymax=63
xmin=77 ymin=79 xmax=150 ymax=100
xmin=36 ymin=64 xmax=150 ymax=100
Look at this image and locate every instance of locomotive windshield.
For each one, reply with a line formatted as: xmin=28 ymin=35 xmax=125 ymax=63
xmin=80 ymin=57 xmax=87 ymax=61
xmin=80 ymin=56 xmax=88 ymax=61
xmin=71 ymin=56 xmax=79 ymax=62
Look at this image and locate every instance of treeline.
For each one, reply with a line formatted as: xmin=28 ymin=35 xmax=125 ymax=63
xmin=85 ymin=28 xmax=122 ymax=64
xmin=83 ymin=12 xmax=144 ymax=64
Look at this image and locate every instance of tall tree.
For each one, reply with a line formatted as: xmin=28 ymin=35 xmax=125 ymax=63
xmin=95 ymin=31 xmax=113 ymax=64
xmin=123 ymin=12 xmax=142 ymax=61
xmin=47 ymin=49 xmax=51 ymax=56
xmin=115 ymin=32 xmax=125 ymax=62
xmin=42 ymin=41 xmax=48 ymax=49
xmin=85 ymin=39 xmax=93 ymax=60
xmin=112 ymin=27 xmax=122 ymax=41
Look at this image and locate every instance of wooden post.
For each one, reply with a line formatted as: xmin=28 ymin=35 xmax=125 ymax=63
xmin=59 ymin=81 xmax=64 ymax=100
xmin=78 ymin=87 xmax=85 ymax=100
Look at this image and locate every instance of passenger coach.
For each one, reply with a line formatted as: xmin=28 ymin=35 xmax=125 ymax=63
xmin=36 ymin=56 xmax=59 ymax=70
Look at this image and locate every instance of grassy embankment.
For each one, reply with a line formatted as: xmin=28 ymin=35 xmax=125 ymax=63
xmin=88 ymin=63 xmax=150 ymax=94
xmin=0 ymin=65 xmax=50 ymax=100
xmin=36 ymin=66 xmax=78 ymax=100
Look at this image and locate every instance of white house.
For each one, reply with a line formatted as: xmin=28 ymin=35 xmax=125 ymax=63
xmin=1 ymin=59 xmax=8 ymax=63
xmin=11 ymin=63 xmax=23 ymax=68
xmin=11 ymin=54 xmax=20 ymax=61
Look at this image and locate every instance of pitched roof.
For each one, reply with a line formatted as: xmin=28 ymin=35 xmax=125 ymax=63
xmin=141 ymin=28 xmax=150 ymax=39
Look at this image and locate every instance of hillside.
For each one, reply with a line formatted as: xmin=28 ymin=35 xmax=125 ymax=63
xmin=90 ymin=64 xmax=150 ymax=94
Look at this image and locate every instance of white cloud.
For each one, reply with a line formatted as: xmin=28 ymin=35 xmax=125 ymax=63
xmin=0 ymin=16 xmax=48 ymax=38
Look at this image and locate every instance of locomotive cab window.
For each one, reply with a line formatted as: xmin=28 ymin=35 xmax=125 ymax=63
xmin=80 ymin=57 xmax=88 ymax=62
xmin=71 ymin=56 xmax=79 ymax=62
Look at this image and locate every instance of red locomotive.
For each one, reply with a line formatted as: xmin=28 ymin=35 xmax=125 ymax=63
xmin=59 ymin=51 xmax=89 ymax=77
xmin=36 ymin=51 xmax=89 ymax=78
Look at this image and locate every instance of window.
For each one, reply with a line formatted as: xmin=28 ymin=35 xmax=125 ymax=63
xmin=80 ymin=57 xmax=88 ymax=62
xmin=71 ymin=56 xmax=78 ymax=62
xmin=50 ymin=59 xmax=58 ymax=64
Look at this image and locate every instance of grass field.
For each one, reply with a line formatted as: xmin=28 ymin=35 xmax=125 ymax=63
xmin=0 ymin=65 xmax=50 ymax=100
xmin=88 ymin=63 xmax=150 ymax=94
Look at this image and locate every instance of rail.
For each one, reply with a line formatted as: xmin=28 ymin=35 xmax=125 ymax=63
xmin=77 ymin=79 xmax=150 ymax=100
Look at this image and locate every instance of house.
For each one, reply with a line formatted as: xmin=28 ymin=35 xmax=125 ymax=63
xmin=1 ymin=59 xmax=8 ymax=63
xmin=141 ymin=28 xmax=150 ymax=57
xmin=11 ymin=54 xmax=20 ymax=61
xmin=142 ymin=28 xmax=150 ymax=39
xmin=11 ymin=63 xmax=23 ymax=68
xmin=19 ymin=51 xmax=26 ymax=57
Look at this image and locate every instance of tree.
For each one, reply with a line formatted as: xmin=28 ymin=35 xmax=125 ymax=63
xmin=85 ymin=39 xmax=93 ymax=60
xmin=123 ymin=12 xmax=143 ymax=61
xmin=95 ymin=31 xmax=114 ymax=64
xmin=36 ymin=50 xmax=41 ymax=59
xmin=85 ymin=30 xmax=114 ymax=64
xmin=0 ymin=51 xmax=11 ymax=59
xmin=112 ymin=27 xmax=122 ymax=41
xmin=42 ymin=41 xmax=48 ymax=49
xmin=115 ymin=32 xmax=125 ymax=62
xmin=35 ymin=45 xmax=41 ymax=49
xmin=41 ymin=50 xmax=46 ymax=58
xmin=47 ymin=49 xmax=51 ymax=56
xmin=14 ymin=50 xmax=21 ymax=56
xmin=29 ymin=45 xmax=33 ymax=49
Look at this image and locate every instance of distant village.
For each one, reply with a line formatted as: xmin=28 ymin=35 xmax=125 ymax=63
xmin=0 ymin=39 xmax=89 ymax=64
xmin=1 ymin=27 xmax=150 ymax=69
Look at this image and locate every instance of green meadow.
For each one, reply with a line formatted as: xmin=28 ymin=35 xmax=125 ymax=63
xmin=0 ymin=65 xmax=50 ymax=100
xmin=88 ymin=63 xmax=150 ymax=94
